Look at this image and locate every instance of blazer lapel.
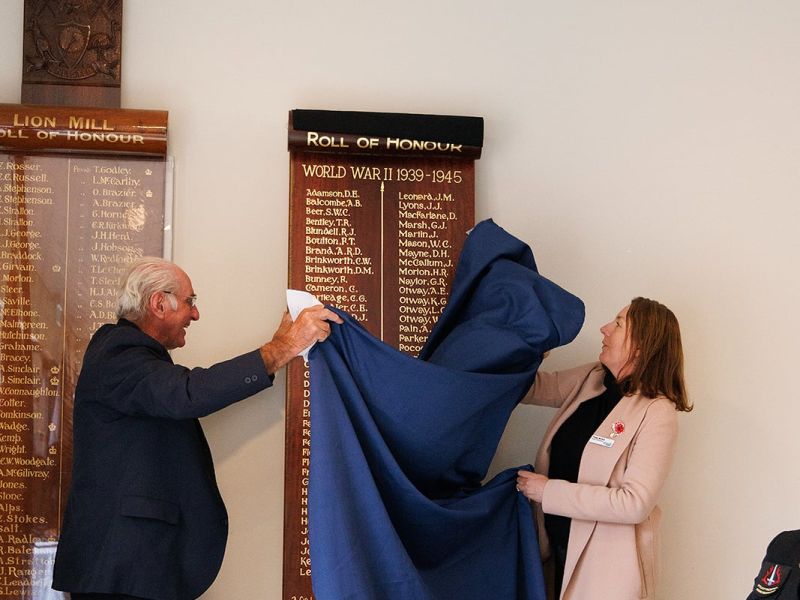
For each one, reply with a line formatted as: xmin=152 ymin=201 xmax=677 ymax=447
xmin=577 ymin=394 xmax=651 ymax=486
xmin=560 ymin=394 xmax=656 ymax=596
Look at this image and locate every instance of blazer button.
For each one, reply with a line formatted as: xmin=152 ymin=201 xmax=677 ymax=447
xmin=244 ymin=376 xmax=251 ymax=384
xmin=252 ymin=374 xmax=258 ymax=381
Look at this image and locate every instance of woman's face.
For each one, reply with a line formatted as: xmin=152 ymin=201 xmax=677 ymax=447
xmin=599 ymin=304 xmax=635 ymax=379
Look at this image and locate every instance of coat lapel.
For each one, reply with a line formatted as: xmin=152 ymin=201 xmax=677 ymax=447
xmin=577 ymin=394 xmax=650 ymax=485
xmin=560 ymin=393 xmax=656 ymax=597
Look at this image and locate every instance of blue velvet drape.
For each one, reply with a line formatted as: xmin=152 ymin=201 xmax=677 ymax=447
xmin=308 ymin=220 xmax=585 ymax=599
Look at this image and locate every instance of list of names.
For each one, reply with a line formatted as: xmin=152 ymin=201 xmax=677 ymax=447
xmin=284 ymin=152 xmax=474 ymax=599
xmin=0 ymin=154 xmax=165 ymax=597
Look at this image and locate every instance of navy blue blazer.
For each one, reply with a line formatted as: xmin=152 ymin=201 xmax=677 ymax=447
xmin=52 ymin=319 xmax=271 ymax=600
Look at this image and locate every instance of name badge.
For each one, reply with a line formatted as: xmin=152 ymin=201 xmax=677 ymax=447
xmin=589 ymin=434 xmax=614 ymax=448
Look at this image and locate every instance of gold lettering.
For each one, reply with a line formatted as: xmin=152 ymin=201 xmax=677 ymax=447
xmin=12 ymin=113 xmax=56 ymax=128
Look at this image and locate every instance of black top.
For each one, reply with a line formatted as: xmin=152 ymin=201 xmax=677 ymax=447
xmin=544 ymin=366 xmax=622 ymax=553
xmin=291 ymin=109 xmax=484 ymax=146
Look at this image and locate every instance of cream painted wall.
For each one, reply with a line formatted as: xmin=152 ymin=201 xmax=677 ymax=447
xmin=2 ymin=2 xmax=799 ymax=598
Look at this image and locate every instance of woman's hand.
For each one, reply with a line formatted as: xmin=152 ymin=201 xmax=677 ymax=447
xmin=516 ymin=470 xmax=549 ymax=502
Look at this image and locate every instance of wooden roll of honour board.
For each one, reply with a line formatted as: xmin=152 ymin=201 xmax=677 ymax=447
xmin=0 ymin=103 xmax=168 ymax=598
xmin=283 ymin=109 xmax=483 ymax=599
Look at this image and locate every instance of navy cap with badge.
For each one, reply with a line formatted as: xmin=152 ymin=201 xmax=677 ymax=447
xmin=747 ymin=530 xmax=800 ymax=599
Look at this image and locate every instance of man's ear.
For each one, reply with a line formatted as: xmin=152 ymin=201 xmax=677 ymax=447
xmin=148 ymin=291 xmax=167 ymax=320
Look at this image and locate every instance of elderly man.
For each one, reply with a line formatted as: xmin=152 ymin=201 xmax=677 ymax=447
xmin=52 ymin=257 xmax=342 ymax=600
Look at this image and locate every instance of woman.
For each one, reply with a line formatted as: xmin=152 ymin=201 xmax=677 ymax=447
xmin=516 ymin=297 xmax=691 ymax=600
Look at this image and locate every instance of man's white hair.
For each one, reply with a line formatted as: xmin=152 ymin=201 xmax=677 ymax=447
xmin=116 ymin=256 xmax=180 ymax=322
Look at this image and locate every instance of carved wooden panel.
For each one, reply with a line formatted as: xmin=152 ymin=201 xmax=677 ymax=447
xmin=283 ymin=110 xmax=482 ymax=599
xmin=0 ymin=102 xmax=168 ymax=598
xmin=22 ymin=0 xmax=123 ymax=107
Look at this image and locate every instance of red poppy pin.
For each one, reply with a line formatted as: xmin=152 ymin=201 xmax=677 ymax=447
xmin=610 ymin=421 xmax=625 ymax=438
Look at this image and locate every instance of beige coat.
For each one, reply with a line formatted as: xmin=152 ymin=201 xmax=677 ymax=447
xmin=521 ymin=362 xmax=678 ymax=600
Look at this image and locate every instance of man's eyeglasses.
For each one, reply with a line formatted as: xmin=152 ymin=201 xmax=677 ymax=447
xmin=164 ymin=290 xmax=198 ymax=308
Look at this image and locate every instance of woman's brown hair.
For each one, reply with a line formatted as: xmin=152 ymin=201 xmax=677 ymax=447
xmin=619 ymin=297 xmax=692 ymax=411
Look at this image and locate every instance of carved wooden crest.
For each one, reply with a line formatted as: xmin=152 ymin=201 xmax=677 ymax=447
xmin=23 ymin=0 xmax=122 ymax=86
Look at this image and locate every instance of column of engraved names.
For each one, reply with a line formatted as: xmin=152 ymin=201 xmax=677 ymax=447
xmin=293 ymin=179 xmax=377 ymax=583
xmin=295 ymin=365 xmax=311 ymax=583
xmin=304 ymin=186 xmax=373 ymax=324
xmin=396 ymin=189 xmax=458 ymax=355
xmin=0 ymin=155 xmax=65 ymax=594
xmin=68 ymin=160 xmax=162 ymax=347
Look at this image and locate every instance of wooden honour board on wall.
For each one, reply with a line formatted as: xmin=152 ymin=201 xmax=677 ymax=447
xmin=283 ymin=109 xmax=482 ymax=599
xmin=0 ymin=103 xmax=168 ymax=597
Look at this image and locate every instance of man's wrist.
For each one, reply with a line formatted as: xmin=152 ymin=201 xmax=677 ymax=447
xmin=260 ymin=339 xmax=294 ymax=375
